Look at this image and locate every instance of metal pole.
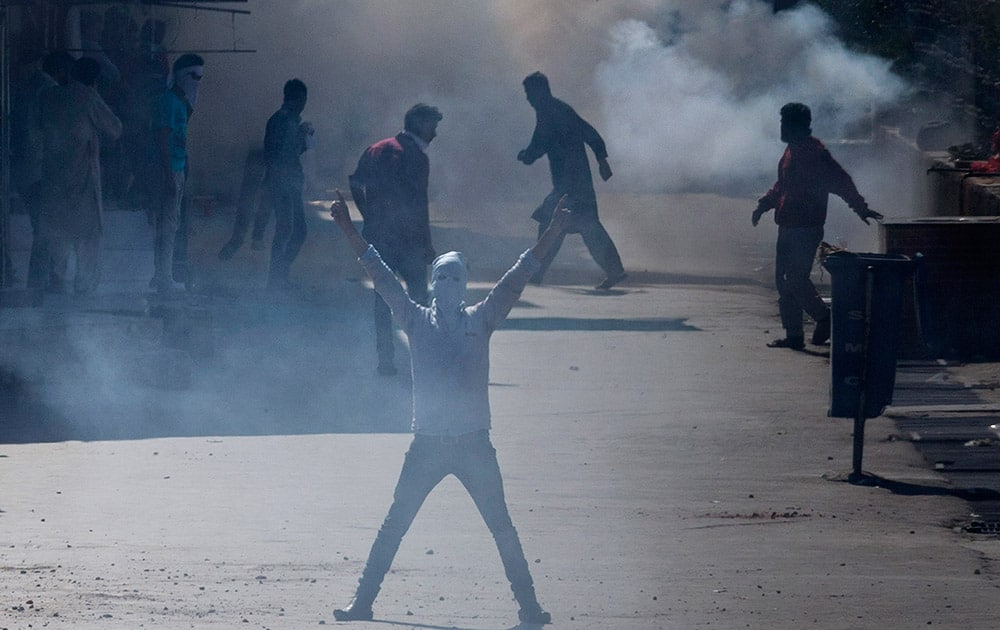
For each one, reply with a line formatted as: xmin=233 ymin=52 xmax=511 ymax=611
xmin=850 ymin=266 xmax=876 ymax=483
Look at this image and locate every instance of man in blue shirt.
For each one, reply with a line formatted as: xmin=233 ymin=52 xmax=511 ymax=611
xmin=151 ymin=53 xmax=202 ymax=293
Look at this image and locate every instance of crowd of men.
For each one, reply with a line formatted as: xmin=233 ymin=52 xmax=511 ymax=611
xmin=7 ymin=12 xmax=886 ymax=623
xmin=11 ymin=8 xmax=195 ymax=296
xmin=11 ymin=21 xmax=628 ymax=306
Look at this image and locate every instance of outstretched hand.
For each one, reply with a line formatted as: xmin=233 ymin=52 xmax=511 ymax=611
xmin=330 ymin=188 xmax=371 ymax=257
xmin=329 ymin=189 xmax=353 ymax=229
xmin=531 ymin=195 xmax=572 ymax=262
xmin=548 ymin=194 xmax=573 ymax=233
xmin=858 ymin=208 xmax=884 ymax=225
xmin=751 ymin=206 xmax=766 ymax=227
xmin=598 ymin=159 xmax=613 ymax=182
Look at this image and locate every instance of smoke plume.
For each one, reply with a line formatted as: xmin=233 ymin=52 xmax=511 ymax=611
xmin=173 ymin=0 xmax=906 ymax=203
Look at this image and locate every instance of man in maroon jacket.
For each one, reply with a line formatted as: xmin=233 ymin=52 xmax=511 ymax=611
xmin=752 ymin=102 xmax=883 ymax=350
xmin=349 ymin=104 xmax=441 ymax=375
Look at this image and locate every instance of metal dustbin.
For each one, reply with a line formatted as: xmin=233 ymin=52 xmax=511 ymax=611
xmin=822 ymin=252 xmax=918 ymax=481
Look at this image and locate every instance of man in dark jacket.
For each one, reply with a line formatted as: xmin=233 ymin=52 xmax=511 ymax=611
xmin=349 ymin=103 xmax=441 ymax=375
xmin=518 ymin=71 xmax=626 ymax=290
xmin=264 ymin=78 xmax=313 ymax=291
xmin=752 ymin=102 xmax=883 ymax=349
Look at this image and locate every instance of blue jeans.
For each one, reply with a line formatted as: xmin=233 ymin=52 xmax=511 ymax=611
xmin=775 ymin=225 xmax=829 ymax=338
xmin=352 ymin=431 xmax=541 ymax=609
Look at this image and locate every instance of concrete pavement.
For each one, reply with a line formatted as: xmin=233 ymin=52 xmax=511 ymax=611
xmin=2 ymin=195 xmax=1000 ymax=628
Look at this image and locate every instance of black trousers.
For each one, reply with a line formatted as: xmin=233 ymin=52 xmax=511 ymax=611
xmin=267 ymin=177 xmax=307 ymax=284
xmin=531 ymin=189 xmax=623 ymax=282
xmin=774 ymin=225 xmax=829 ymax=338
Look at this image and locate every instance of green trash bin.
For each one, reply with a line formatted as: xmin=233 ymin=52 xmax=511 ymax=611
xmin=822 ymin=252 xmax=916 ymax=419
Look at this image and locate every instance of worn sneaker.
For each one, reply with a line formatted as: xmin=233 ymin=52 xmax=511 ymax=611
xmin=767 ymin=336 xmax=804 ymax=350
xmin=595 ymin=272 xmax=627 ymax=290
xmin=333 ymin=599 xmax=373 ymax=621
xmin=518 ymin=604 xmax=552 ymax=625
xmin=811 ymin=316 xmax=831 ymax=345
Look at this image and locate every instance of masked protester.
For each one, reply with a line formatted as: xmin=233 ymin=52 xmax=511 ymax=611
xmin=327 ymin=190 xmax=567 ymax=627
xmin=150 ymin=53 xmax=203 ymax=293
xmin=752 ymin=102 xmax=883 ymax=349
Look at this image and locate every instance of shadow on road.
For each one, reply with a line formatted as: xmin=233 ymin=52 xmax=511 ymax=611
xmin=502 ymin=316 xmax=699 ymax=332
xmin=827 ymin=471 xmax=1000 ymax=500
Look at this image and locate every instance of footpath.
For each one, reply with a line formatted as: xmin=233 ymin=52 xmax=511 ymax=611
xmin=2 ymin=196 xmax=1000 ymax=629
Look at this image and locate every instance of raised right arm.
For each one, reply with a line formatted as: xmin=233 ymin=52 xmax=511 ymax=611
xmin=330 ymin=190 xmax=415 ymax=327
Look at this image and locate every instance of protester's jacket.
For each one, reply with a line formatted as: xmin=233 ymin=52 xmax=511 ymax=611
xmin=758 ymin=136 xmax=868 ymax=228
xmin=263 ymin=105 xmax=306 ymax=182
xmin=521 ymin=96 xmax=607 ymax=204
xmin=349 ymin=132 xmax=434 ymax=262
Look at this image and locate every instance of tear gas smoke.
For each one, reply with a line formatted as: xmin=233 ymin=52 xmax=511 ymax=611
xmin=177 ymin=0 xmax=906 ymax=203
xmin=4 ymin=1 xmax=915 ymax=442
xmin=596 ymin=1 xmax=907 ymax=193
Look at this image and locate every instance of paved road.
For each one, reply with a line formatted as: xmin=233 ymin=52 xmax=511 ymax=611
xmin=2 ymin=196 xmax=999 ymax=628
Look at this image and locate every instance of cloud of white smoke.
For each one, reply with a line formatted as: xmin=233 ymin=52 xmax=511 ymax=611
xmin=172 ymin=0 xmax=908 ymax=204
xmin=595 ymin=1 xmax=908 ymax=193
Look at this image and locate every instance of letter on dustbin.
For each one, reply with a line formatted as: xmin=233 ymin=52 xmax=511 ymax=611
xmin=822 ymin=252 xmax=916 ymax=419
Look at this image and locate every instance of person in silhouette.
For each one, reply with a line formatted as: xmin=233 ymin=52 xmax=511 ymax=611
xmin=38 ymin=57 xmax=122 ymax=295
xmin=518 ymin=71 xmax=626 ymax=290
xmin=752 ymin=102 xmax=883 ymax=349
xmin=263 ymin=79 xmax=313 ymax=291
xmin=348 ymin=103 xmax=441 ymax=375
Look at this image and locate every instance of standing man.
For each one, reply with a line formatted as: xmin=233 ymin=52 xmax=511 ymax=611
xmin=151 ymin=53 xmax=203 ymax=294
xmin=264 ymin=79 xmax=313 ymax=291
xmin=349 ymin=103 xmax=441 ymax=375
xmin=38 ymin=57 xmax=122 ymax=295
xmin=752 ymin=102 xmax=883 ymax=349
xmin=12 ymin=50 xmax=73 ymax=290
xmin=518 ymin=71 xmax=626 ymax=290
xmin=327 ymin=189 xmax=559 ymax=626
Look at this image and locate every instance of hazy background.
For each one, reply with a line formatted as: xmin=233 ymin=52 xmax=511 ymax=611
xmin=4 ymin=0 xmax=920 ymax=442
xmin=168 ymin=0 xmax=908 ymax=204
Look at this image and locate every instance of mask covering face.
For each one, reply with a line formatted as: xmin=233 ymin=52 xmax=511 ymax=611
xmin=431 ymin=251 xmax=468 ymax=314
xmin=172 ymin=65 xmax=203 ymax=108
